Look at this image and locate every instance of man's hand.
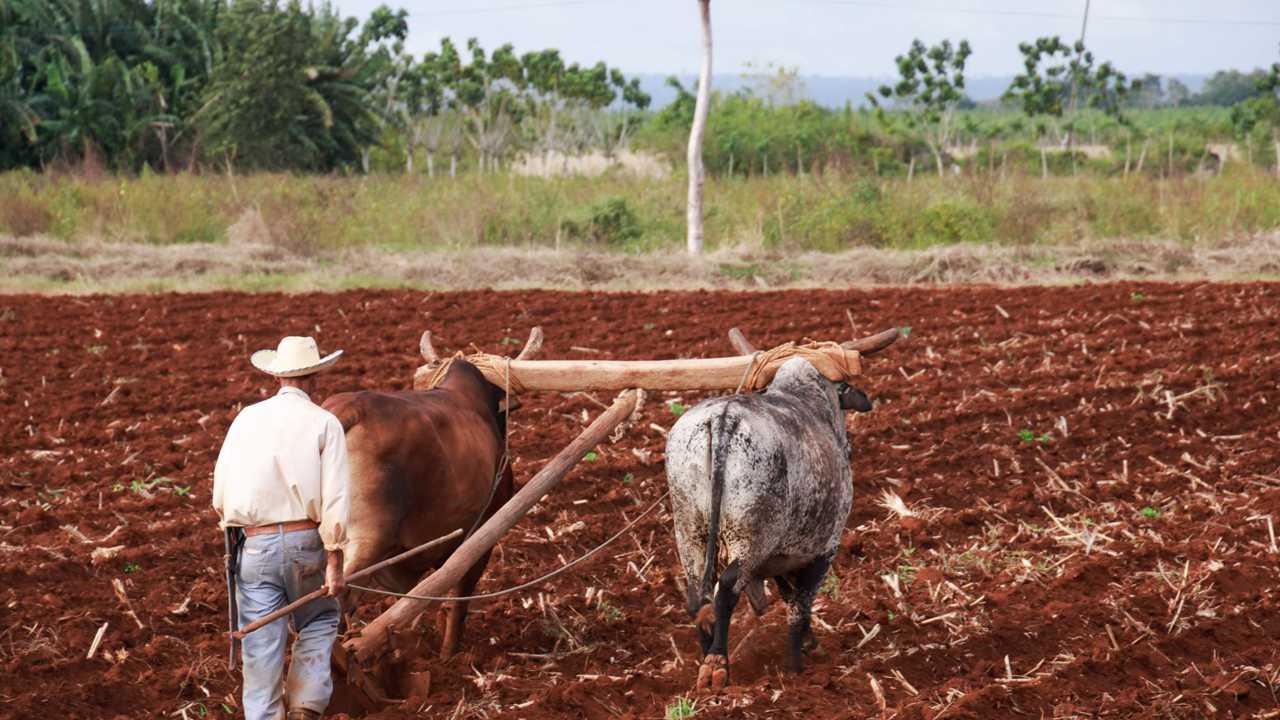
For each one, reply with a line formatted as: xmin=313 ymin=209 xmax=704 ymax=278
xmin=325 ymin=549 xmax=344 ymax=596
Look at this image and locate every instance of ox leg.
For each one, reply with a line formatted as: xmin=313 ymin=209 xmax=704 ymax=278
xmin=783 ymin=554 xmax=830 ymax=674
xmin=696 ymin=561 xmax=741 ymax=693
xmin=439 ymin=549 xmax=491 ymax=660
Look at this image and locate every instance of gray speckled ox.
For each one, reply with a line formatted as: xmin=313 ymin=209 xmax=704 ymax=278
xmin=666 ymin=356 xmax=873 ymax=691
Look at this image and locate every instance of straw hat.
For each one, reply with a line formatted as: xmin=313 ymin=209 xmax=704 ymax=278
xmin=250 ymin=336 xmax=343 ymax=378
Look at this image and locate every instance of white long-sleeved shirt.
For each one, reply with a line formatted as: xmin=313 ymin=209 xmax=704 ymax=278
xmin=212 ymin=386 xmax=350 ymax=550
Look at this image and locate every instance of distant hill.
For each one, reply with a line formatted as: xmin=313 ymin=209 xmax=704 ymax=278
xmin=635 ymin=73 xmax=1212 ymax=109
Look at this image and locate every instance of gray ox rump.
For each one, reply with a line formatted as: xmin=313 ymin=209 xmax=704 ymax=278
xmin=666 ymin=356 xmax=874 ymax=691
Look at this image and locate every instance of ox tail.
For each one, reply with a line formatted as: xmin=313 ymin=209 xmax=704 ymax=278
xmin=692 ymin=406 xmax=738 ymax=616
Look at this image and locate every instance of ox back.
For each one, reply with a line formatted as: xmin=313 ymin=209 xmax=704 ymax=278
xmin=322 ymin=361 xmax=513 ymax=658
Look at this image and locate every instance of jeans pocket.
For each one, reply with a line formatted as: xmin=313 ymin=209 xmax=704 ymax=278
xmin=239 ymin=543 xmax=269 ymax=585
xmin=292 ymin=546 xmax=325 ymax=579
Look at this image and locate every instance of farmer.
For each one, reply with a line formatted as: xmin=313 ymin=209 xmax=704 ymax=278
xmin=212 ymin=336 xmax=350 ymax=720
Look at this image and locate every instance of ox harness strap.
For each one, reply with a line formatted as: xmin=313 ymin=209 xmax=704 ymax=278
xmin=347 ymin=491 xmax=670 ymax=603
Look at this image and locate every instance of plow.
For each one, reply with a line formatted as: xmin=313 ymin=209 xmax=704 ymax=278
xmin=328 ymin=323 xmax=901 ymax=707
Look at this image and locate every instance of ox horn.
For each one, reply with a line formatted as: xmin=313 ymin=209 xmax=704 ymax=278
xmin=842 ymin=328 xmax=901 ymax=356
xmin=420 ymin=330 xmax=440 ymax=364
xmin=515 ymin=326 xmax=544 ymax=361
xmin=727 ymin=327 xmax=758 ymax=355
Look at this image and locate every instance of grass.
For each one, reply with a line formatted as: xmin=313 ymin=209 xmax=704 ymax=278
xmin=665 ymin=697 xmax=697 ymax=720
xmin=1017 ymin=429 xmax=1053 ymax=444
xmin=5 ymin=166 xmax=1280 ymax=256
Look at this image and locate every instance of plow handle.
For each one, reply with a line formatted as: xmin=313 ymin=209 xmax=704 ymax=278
xmin=230 ymin=528 xmax=464 ymax=640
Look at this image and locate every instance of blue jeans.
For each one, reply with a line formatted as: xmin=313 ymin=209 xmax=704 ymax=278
xmin=237 ymin=527 xmax=339 ymax=720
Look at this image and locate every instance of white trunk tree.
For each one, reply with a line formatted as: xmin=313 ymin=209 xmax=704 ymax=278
xmin=686 ymin=0 xmax=712 ymax=255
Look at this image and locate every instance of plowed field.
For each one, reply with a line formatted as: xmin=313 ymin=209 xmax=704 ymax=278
xmin=2 ymin=284 xmax=1279 ymax=719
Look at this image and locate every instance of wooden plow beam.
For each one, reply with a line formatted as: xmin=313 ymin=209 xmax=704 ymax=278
xmin=414 ymin=326 xmax=900 ymax=393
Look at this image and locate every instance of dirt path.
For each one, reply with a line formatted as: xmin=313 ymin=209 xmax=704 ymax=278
xmin=2 ymin=284 xmax=1279 ymax=719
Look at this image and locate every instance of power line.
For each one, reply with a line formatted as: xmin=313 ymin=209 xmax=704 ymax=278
xmin=405 ymin=0 xmax=612 ymax=19
xmin=796 ymin=0 xmax=1280 ymax=28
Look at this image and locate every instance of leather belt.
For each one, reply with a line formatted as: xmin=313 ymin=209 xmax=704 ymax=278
xmin=243 ymin=519 xmax=319 ymax=538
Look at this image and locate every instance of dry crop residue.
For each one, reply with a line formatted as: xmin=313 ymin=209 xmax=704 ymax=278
xmin=1 ymin=284 xmax=1278 ymax=719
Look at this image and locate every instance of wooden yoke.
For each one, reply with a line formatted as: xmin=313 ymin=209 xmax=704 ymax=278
xmin=411 ymin=325 xmax=900 ymax=395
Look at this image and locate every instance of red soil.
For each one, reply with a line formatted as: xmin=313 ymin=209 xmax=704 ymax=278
xmin=2 ymin=284 xmax=1279 ymax=719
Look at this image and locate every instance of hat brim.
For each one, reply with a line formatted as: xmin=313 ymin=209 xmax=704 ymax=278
xmin=249 ymin=349 xmax=343 ymax=378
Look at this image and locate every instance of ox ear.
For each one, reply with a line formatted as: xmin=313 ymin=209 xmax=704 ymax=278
xmin=837 ymin=383 xmax=873 ymax=413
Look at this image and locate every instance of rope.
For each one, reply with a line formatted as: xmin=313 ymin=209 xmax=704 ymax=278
xmin=740 ymin=340 xmax=862 ymax=391
xmin=734 ymin=350 xmax=763 ymax=394
xmin=419 ymin=351 xmax=466 ymax=390
xmin=347 ymin=491 xmax=670 ymax=603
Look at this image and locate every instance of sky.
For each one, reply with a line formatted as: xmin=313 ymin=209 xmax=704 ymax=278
xmin=330 ymin=0 xmax=1280 ymax=80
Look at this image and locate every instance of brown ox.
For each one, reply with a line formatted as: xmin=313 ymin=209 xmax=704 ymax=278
xmin=321 ymin=330 xmax=538 ymax=658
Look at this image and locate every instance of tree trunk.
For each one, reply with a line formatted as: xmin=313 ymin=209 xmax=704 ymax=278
xmin=1136 ymin=140 xmax=1148 ymax=174
xmin=1167 ymin=131 xmax=1174 ymax=177
xmin=1039 ymin=145 xmax=1048 ymax=179
xmin=907 ymin=156 xmax=915 ymax=182
xmin=728 ymin=152 xmax=734 ymax=177
xmin=1274 ymin=131 xmax=1280 ymax=179
xmin=1124 ymin=135 xmax=1131 ymax=177
xmin=932 ymin=146 xmax=944 ymax=178
xmin=426 ymin=152 xmax=434 ymax=178
xmin=450 ymin=154 xmax=458 ymax=177
xmin=686 ymin=0 xmax=712 ymax=255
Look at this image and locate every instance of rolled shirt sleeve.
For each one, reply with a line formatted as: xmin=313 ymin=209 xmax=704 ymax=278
xmin=318 ymin=415 xmax=350 ymax=551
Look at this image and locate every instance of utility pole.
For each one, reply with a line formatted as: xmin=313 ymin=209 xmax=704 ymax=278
xmin=1066 ymin=0 xmax=1092 ymax=166
xmin=686 ymin=0 xmax=712 ymax=255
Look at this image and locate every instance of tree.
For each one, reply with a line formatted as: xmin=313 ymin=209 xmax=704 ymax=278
xmin=1192 ymin=69 xmax=1268 ymax=106
xmin=867 ymin=38 xmax=972 ymax=177
xmin=1003 ymin=36 xmax=1134 ymax=177
xmin=686 ymin=0 xmax=711 ymax=255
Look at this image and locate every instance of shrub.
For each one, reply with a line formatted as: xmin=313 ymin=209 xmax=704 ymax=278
xmin=916 ymin=199 xmax=994 ymax=245
xmin=0 ymin=192 xmax=52 ymax=237
xmin=559 ymin=196 xmax=643 ymax=246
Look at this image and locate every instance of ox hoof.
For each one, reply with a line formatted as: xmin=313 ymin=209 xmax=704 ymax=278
xmin=695 ymin=654 xmax=729 ymax=693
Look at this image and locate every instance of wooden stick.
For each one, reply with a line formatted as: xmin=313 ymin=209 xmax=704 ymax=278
xmin=86 ymin=622 xmax=108 ymax=660
xmin=232 ymin=528 xmax=464 ymax=640
xmin=344 ymin=390 xmax=641 ymax=664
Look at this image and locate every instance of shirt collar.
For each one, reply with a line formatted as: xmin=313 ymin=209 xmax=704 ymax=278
xmin=277 ymin=386 xmax=312 ymax=401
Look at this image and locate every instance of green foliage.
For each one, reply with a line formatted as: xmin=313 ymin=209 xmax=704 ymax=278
xmin=200 ymin=0 xmax=397 ymax=171
xmin=667 ymin=401 xmax=687 ymax=417
xmin=819 ymin=572 xmax=840 ymax=598
xmin=665 ymin=697 xmax=697 ymax=720
xmin=1017 ymin=429 xmax=1052 ymax=444
xmin=1140 ymin=506 xmax=1161 ymax=519
xmin=867 ymin=38 xmax=972 ymax=174
xmin=583 ymin=451 xmax=598 ymax=462
xmin=123 ymin=561 xmax=141 ymax=574
xmin=559 ymin=196 xmax=643 ymax=246
xmin=1004 ymin=36 xmax=1135 ymax=148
